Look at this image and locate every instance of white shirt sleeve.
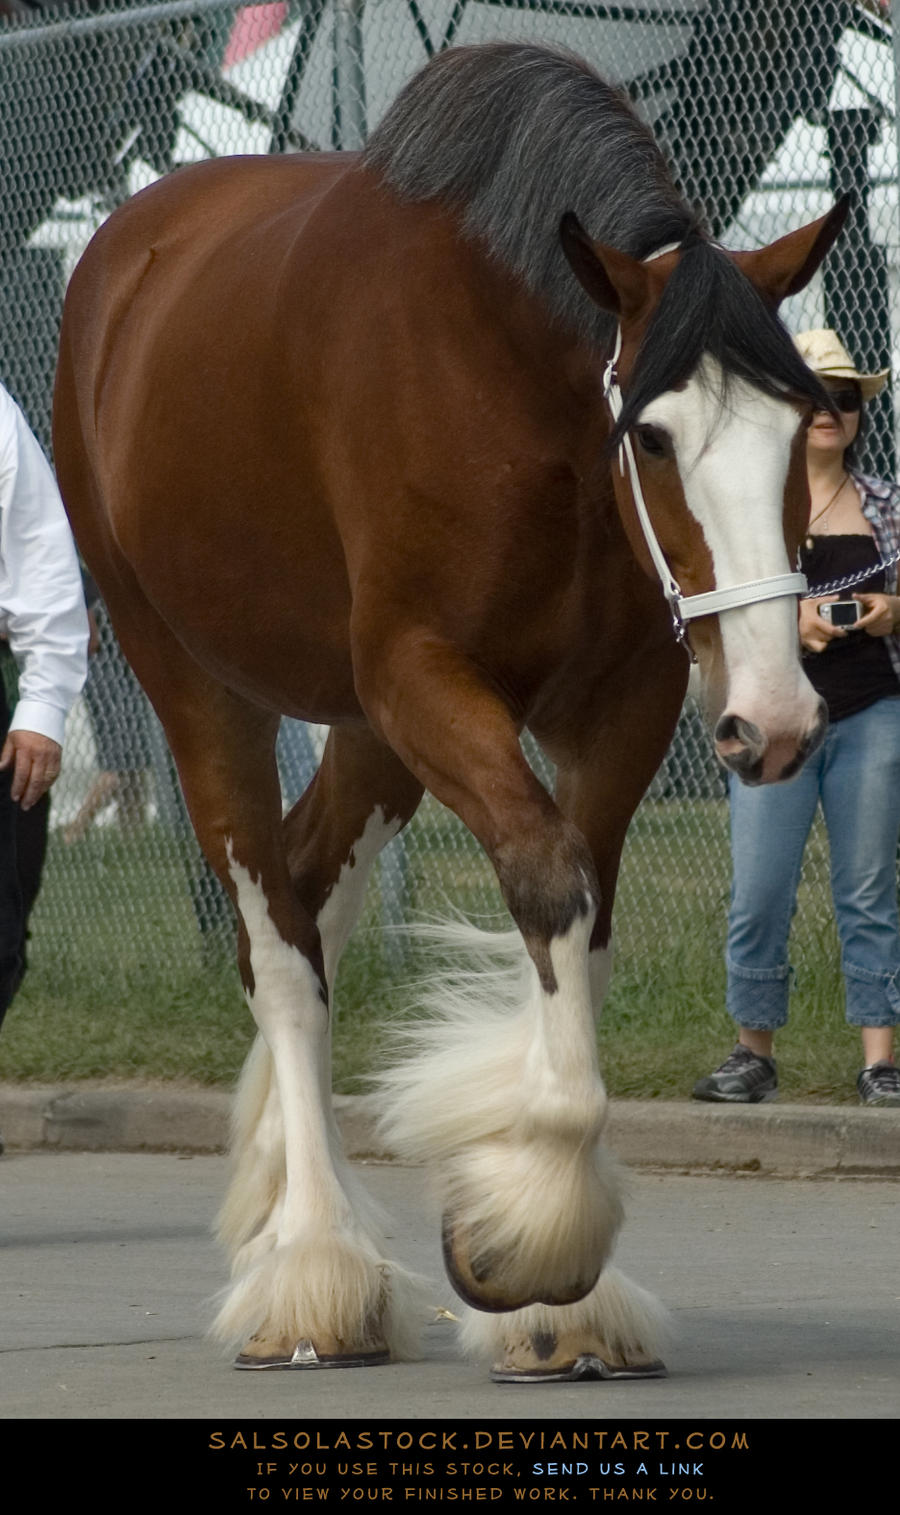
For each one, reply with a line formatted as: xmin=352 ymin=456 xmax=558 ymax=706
xmin=0 ymin=385 xmax=89 ymax=747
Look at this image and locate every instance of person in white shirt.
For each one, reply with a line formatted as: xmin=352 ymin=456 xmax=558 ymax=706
xmin=0 ymin=381 xmax=89 ymax=1032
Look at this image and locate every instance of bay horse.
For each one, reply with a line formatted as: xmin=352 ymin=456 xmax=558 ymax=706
xmin=53 ymin=43 xmax=844 ymax=1383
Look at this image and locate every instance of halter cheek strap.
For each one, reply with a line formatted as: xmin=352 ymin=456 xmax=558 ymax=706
xmin=603 ymin=314 xmax=807 ymax=654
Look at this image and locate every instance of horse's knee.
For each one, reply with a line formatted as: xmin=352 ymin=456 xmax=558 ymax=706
xmin=226 ymin=844 xmax=327 ymax=1013
xmin=494 ymin=822 xmax=599 ymax=990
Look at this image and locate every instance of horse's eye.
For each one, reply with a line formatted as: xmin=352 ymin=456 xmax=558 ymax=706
xmin=634 ymin=425 xmax=669 ymax=458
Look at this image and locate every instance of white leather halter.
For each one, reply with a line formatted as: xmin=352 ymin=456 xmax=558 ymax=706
xmin=602 ymin=249 xmax=807 ymax=652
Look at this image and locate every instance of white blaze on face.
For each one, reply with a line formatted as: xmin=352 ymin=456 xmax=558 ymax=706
xmin=637 ymin=355 xmax=821 ymax=765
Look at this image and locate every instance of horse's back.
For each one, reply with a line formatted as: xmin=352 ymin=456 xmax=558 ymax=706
xmin=57 ymin=152 xmax=352 ymax=461
xmin=55 ymin=153 xmax=365 ymax=720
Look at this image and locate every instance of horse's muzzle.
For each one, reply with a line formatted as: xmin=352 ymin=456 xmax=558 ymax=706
xmin=714 ymin=699 xmax=827 ymax=786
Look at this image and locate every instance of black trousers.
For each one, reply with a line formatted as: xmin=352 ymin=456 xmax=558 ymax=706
xmin=0 ymin=682 xmax=49 ymax=1030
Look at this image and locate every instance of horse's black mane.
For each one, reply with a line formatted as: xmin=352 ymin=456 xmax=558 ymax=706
xmin=363 ymin=42 xmax=833 ymax=436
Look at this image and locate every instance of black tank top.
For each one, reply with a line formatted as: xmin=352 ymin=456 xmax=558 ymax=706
xmin=800 ymin=534 xmax=900 ymax=722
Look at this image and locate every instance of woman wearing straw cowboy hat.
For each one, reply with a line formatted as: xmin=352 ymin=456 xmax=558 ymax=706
xmin=694 ymin=328 xmax=900 ymax=1107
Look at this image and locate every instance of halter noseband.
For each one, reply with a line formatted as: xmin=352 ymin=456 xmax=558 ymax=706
xmin=603 ymin=247 xmax=807 ymax=654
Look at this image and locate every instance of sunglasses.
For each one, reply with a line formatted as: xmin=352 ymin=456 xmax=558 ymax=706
xmin=819 ymin=386 xmax=862 ymax=414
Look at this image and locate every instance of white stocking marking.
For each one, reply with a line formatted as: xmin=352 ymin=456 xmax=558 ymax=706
xmin=316 ymin=806 xmax=402 ymax=986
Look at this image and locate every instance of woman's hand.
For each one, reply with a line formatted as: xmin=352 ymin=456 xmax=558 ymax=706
xmin=799 ymin=594 xmax=847 ymax=653
xmin=852 ymin=592 xmax=900 ymax=638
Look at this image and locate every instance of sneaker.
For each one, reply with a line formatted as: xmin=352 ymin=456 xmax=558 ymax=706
xmin=692 ymin=1044 xmax=778 ymax=1103
xmin=857 ymin=1061 xmax=900 ymax=1107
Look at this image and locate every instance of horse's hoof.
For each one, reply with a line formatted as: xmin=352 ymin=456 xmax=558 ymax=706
xmin=488 ymin=1327 xmax=667 ymax=1384
xmin=441 ymin=1217 xmax=598 ymax=1313
xmin=234 ymin=1333 xmax=390 ymax=1370
xmin=491 ymin=1354 xmax=667 ymax=1384
xmin=441 ymin=1218 xmax=531 ymax=1312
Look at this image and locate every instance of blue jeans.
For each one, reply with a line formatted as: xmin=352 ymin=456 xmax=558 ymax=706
xmin=727 ymin=696 xmax=900 ymax=1030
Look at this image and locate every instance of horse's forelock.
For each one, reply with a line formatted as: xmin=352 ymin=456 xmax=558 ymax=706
xmin=610 ymin=244 xmax=835 ymax=449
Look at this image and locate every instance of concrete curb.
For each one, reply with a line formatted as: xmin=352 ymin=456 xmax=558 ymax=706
xmin=2 ymin=1081 xmax=899 ymax=1175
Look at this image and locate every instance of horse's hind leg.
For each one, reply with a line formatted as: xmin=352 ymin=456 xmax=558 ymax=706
xmin=285 ymin=725 xmax=424 ymax=987
xmin=84 ymin=577 xmax=420 ymax=1367
xmin=219 ymin=725 xmax=425 ymax=1364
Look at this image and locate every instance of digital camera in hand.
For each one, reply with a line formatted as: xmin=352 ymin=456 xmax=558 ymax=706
xmin=818 ymin=600 xmax=862 ymax=627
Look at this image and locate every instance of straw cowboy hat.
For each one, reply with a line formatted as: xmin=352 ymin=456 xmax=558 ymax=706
xmin=794 ymin=327 xmax=891 ymax=400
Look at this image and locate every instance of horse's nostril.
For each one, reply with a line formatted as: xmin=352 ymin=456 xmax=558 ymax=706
xmin=715 ymin=714 xmax=763 ymax=752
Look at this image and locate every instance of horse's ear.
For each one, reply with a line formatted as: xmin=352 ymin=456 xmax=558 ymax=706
xmin=559 ymin=212 xmax=649 ymax=319
xmin=734 ymin=197 xmax=850 ymax=306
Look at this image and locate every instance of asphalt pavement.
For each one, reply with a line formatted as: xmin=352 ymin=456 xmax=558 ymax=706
xmin=2 ymin=1089 xmax=898 ymax=1397
xmin=2 ymin=1082 xmax=898 ymax=1508
xmin=3 ymin=1147 xmax=898 ymax=1415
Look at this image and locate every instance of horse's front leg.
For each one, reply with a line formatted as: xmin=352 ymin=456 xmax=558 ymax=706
xmin=218 ymin=723 xmax=427 ymax=1367
xmin=356 ymin=630 xmax=621 ymax=1315
xmin=457 ymin=652 xmax=688 ymax=1381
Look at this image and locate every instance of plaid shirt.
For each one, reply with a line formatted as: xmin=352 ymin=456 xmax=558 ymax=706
xmin=849 ymin=468 xmax=900 ymax=685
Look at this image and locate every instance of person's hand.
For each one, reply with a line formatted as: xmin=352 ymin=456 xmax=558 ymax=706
xmin=799 ymin=595 xmax=848 ymax=653
xmin=851 ymin=592 xmax=900 ymax=638
xmin=0 ymin=730 xmax=62 ymax=809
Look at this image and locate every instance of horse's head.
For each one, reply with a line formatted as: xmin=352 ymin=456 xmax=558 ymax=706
xmin=560 ymin=203 xmax=849 ymax=785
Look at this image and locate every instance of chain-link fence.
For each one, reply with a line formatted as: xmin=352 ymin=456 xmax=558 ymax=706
xmin=1 ymin=0 xmax=897 ymax=1051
